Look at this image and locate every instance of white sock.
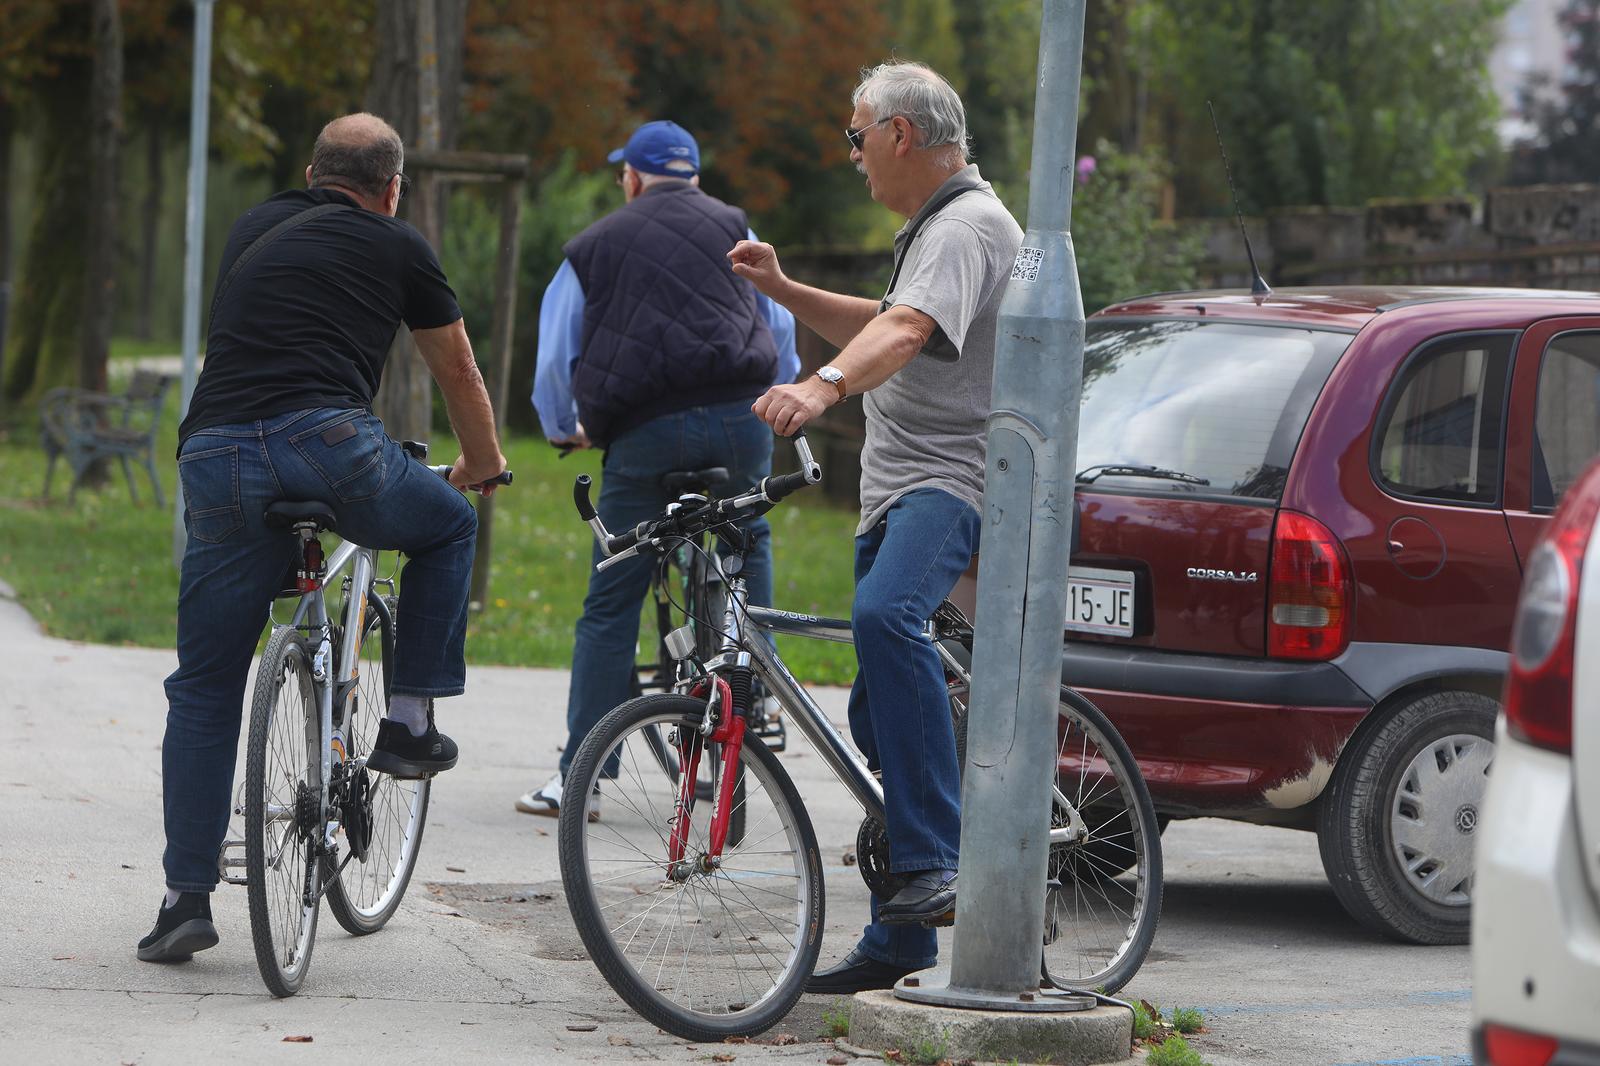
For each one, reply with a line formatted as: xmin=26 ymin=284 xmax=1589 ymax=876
xmin=388 ymin=696 xmax=431 ymax=737
xmin=163 ymin=888 xmax=182 ymax=908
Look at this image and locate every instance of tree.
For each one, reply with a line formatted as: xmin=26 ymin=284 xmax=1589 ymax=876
xmin=1511 ymin=0 xmax=1600 ymax=185
xmin=80 ymin=0 xmax=122 ymax=396
xmin=1144 ymin=0 xmax=1510 ymax=213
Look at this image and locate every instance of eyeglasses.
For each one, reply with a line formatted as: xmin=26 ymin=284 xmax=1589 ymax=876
xmin=615 ymin=168 xmax=628 ymax=188
xmin=845 ymin=116 xmax=893 ymax=152
xmin=393 ymin=172 xmax=411 ymax=200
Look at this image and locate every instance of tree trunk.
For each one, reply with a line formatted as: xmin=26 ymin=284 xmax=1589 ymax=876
xmin=0 ymin=97 xmax=14 ymax=415
xmin=364 ymin=0 xmax=465 ymax=442
xmin=135 ymin=123 xmax=162 ymax=342
xmin=79 ymin=0 xmax=123 ymax=396
xmin=2 ymin=59 xmax=92 ymax=403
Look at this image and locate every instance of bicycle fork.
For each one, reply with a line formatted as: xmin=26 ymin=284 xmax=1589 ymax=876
xmin=667 ymin=675 xmax=744 ymax=878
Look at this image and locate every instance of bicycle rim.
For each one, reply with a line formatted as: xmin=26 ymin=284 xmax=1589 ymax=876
xmin=245 ymin=627 xmax=322 ymax=997
xmin=1041 ymin=688 xmax=1162 ymax=994
xmin=327 ymin=594 xmax=429 ymax=934
xmin=559 ymin=694 xmax=822 ymax=1041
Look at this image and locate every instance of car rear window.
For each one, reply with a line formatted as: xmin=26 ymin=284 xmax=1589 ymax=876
xmin=1077 ymin=319 xmax=1350 ymax=501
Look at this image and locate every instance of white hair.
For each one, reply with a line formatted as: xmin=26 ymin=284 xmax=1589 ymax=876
xmin=852 ymin=61 xmax=971 ymax=165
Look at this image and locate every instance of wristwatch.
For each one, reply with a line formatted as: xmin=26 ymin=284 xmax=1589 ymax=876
xmin=815 ymin=365 xmax=847 ymax=403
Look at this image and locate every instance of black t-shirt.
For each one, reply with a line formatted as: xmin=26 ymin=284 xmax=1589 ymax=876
xmin=177 ymin=188 xmax=462 ymax=444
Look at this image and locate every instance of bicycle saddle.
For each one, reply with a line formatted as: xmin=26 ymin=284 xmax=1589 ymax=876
xmin=263 ymin=500 xmax=338 ymax=533
xmin=660 ymin=467 xmax=730 ymax=495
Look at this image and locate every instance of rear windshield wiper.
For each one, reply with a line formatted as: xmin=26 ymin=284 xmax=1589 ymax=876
xmin=1076 ymin=464 xmax=1211 ymax=487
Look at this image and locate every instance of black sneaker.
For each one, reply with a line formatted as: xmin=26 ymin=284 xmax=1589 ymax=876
xmin=366 ymin=716 xmax=458 ymax=778
xmin=136 ymin=892 xmax=219 ymax=963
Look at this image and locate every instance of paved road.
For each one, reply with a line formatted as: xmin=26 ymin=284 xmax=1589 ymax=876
xmin=0 ymin=581 xmax=1472 ymax=1064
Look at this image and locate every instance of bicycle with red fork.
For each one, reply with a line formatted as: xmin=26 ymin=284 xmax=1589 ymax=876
xmin=557 ymin=431 xmax=1161 ymax=1041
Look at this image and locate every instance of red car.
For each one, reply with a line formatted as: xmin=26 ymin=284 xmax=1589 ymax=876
xmin=1061 ymin=285 xmax=1600 ymax=944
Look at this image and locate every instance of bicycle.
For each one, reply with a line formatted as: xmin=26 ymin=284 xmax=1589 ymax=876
xmin=217 ymin=440 xmax=511 ymax=997
xmin=557 ymin=432 xmax=1162 ymax=1041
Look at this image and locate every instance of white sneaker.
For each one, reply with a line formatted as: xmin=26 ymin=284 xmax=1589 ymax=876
xmin=515 ymin=771 xmax=599 ymax=821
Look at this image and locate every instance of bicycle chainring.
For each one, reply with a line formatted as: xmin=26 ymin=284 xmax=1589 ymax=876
xmin=855 ymin=816 xmax=909 ymax=899
xmin=340 ymin=765 xmax=373 ymax=863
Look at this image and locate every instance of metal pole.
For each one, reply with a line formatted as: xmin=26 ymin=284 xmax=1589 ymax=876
xmin=172 ymin=0 xmax=216 ymax=568
xmin=897 ymin=0 xmax=1089 ymax=1011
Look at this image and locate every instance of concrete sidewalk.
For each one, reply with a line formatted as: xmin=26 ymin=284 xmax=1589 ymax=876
xmin=0 ymin=579 xmax=1473 ymax=1065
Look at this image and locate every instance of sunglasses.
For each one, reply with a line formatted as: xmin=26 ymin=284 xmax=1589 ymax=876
xmin=394 ymin=172 xmax=412 ymax=200
xmin=845 ymin=115 xmax=894 ymax=152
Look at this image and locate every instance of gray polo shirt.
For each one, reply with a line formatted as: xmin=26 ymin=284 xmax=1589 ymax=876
xmin=857 ymin=165 xmax=1023 ymax=535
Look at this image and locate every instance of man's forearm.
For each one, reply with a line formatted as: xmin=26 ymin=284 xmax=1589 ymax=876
xmin=773 ymin=278 xmax=880 ymax=350
xmin=413 ymin=320 xmax=504 ymax=470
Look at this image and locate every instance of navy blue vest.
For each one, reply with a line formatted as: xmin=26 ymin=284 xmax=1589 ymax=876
xmin=564 ymin=183 xmax=779 ymax=447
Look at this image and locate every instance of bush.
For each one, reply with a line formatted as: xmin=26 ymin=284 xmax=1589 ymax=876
xmin=1147 ymin=1034 xmax=1207 ymax=1066
xmin=1072 ymin=140 xmax=1205 ymax=315
xmin=1171 ymin=1007 xmax=1204 ymax=1034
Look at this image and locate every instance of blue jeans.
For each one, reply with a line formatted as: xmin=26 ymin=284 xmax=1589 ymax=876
xmin=561 ymin=401 xmax=774 ymax=775
xmin=849 ymin=488 xmax=980 ymax=969
xmin=161 ymin=408 xmax=478 ymax=892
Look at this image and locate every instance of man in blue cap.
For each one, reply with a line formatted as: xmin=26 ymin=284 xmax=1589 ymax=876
xmin=519 ymin=120 xmax=798 ymax=818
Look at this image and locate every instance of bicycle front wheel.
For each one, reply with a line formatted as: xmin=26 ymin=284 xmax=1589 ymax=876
xmin=244 ymin=626 xmax=323 ymax=997
xmin=1042 ymin=687 xmax=1163 ymax=994
xmin=326 ymin=592 xmax=430 ymax=935
xmin=559 ymin=694 xmax=823 ymax=1041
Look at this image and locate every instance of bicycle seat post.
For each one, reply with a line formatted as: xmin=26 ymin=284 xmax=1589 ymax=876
xmin=294 ymin=524 xmax=325 ymax=595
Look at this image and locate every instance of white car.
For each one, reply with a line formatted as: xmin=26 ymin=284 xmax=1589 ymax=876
xmin=1473 ymin=457 xmax=1600 ymax=1065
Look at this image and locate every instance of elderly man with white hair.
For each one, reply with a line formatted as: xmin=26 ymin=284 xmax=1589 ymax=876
xmin=730 ymin=60 xmax=1023 ymax=993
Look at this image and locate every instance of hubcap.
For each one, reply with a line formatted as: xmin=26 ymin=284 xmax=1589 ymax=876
xmin=1390 ymin=732 xmax=1494 ymax=907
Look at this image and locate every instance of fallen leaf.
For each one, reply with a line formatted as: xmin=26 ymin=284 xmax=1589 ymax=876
xmin=607 ymin=1035 xmax=632 ymax=1046
xmin=712 ymin=1056 xmax=736 ymax=1064
xmin=446 ymin=865 xmax=466 ymax=873
xmin=884 ymin=1052 xmax=904 ymax=1063
xmin=723 ymin=1036 xmax=749 ymax=1044
xmin=828 ymin=1057 xmax=849 ymax=1065
xmin=282 ymin=1035 xmax=313 ymax=1043
xmin=535 ymin=828 xmax=548 ymax=836
xmin=565 ymin=1024 xmax=598 ymax=1033
xmin=120 ymin=864 xmax=133 ymax=870
xmin=768 ymin=1033 xmax=798 ymax=1045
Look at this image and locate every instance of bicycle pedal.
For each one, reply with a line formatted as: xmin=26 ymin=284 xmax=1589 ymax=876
xmin=218 ymin=839 xmax=249 ymax=886
xmin=921 ymin=908 xmax=956 ymax=928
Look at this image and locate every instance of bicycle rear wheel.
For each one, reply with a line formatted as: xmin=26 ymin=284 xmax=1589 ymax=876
xmin=560 ymin=694 xmax=823 ymax=1041
xmin=1041 ymin=687 xmax=1162 ymax=994
xmin=245 ymin=625 xmax=323 ymax=997
xmin=326 ymin=592 xmax=430 ymax=935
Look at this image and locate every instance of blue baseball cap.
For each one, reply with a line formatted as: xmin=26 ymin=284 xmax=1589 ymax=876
xmin=607 ymin=120 xmax=700 ymax=178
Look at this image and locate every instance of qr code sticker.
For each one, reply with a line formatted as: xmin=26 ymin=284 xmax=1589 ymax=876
xmin=1011 ymin=246 xmax=1045 ymax=282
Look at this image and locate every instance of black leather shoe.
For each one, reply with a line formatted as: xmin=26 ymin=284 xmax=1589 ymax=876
xmin=805 ymin=947 xmax=919 ymax=994
xmin=136 ymin=892 xmax=219 ymax=963
xmin=366 ymin=716 xmax=458 ymax=778
xmin=878 ymin=871 xmax=957 ymax=925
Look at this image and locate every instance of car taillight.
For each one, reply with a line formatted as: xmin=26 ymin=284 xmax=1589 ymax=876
xmin=1504 ymin=466 xmax=1600 ymax=755
xmin=1481 ymin=1023 xmax=1559 ymax=1066
xmin=1268 ymin=510 xmax=1351 ymax=660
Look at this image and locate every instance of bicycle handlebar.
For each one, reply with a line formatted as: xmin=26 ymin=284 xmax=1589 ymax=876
xmin=429 ymin=465 xmax=514 ymax=492
xmin=574 ymin=430 xmax=822 ymax=565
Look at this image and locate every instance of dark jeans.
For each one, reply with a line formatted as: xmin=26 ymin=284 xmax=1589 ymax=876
xmin=161 ymin=407 xmax=478 ymax=892
xmin=849 ymin=488 xmax=981 ymax=969
xmin=561 ymin=400 xmax=773 ymax=775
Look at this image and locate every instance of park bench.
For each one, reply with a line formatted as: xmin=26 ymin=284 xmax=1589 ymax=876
xmin=40 ymin=369 xmax=174 ymax=507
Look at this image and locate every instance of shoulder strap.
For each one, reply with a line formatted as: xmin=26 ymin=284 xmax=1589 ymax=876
xmin=209 ymin=202 xmax=352 ymax=324
xmin=883 ymin=185 xmax=978 ymax=299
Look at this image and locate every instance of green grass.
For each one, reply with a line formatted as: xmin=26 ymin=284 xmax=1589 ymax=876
xmin=1131 ymin=1001 xmax=1160 ymax=1040
xmin=1170 ymin=1007 xmax=1204 ymax=1034
xmin=1146 ymin=1034 xmax=1207 ymax=1066
xmin=109 ymin=336 xmax=187 ymax=360
xmin=0 ymin=386 xmax=863 ymax=685
xmin=821 ymin=998 xmax=851 ymax=1038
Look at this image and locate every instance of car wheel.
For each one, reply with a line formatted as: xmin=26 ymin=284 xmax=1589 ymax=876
xmin=1317 ymin=690 xmax=1496 ymax=945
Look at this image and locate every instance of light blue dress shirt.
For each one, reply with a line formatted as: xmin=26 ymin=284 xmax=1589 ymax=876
xmin=531 ymin=230 xmax=800 ymax=440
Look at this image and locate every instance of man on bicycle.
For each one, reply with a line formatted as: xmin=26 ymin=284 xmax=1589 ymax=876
xmin=139 ymin=113 xmax=507 ymax=963
xmin=517 ymin=120 xmax=798 ymax=819
xmin=730 ymin=62 xmax=1022 ymax=992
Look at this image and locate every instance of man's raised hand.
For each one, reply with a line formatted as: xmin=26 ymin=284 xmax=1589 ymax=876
xmin=728 ymin=240 xmax=788 ymax=299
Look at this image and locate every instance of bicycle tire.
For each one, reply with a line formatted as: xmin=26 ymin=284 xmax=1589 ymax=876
xmin=245 ymin=625 xmax=323 ymax=997
xmin=949 ymin=678 xmax=1162 ymax=994
xmin=560 ymin=694 xmax=823 ymax=1041
xmin=326 ymin=591 xmax=431 ymax=935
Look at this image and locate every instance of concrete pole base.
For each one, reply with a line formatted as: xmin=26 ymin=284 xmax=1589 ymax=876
xmin=848 ymin=989 xmax=1134 ymax=1066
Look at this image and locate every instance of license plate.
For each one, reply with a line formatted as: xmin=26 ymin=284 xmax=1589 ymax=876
xmin=1066 ymin=566 xmax=1135 ymax=637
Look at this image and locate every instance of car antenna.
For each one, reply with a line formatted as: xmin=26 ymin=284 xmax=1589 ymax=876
xmin=1207 ymin=100 xmax=1272 ymax=301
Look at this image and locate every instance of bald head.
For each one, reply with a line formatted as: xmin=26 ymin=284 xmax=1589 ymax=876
xmin=309 ymin=113 xmax=404 ymax=199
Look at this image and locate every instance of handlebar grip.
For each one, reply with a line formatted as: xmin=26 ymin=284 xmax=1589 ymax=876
xmin=607 ymin=522 xmax=648 ymax=556
xmin=761 ymin=470 xmax=813 ymax=504
xmin=573 ymin=475 xmax=597 ymax=521
xmin=483 ymin=470 xmax=513 ymax=486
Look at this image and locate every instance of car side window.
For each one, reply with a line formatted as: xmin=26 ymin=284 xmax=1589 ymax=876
xmin=1374 ymin=333 xmax=1514 ymax=506
xmin=1533 ymin=330 xmax=1600 ymax=511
